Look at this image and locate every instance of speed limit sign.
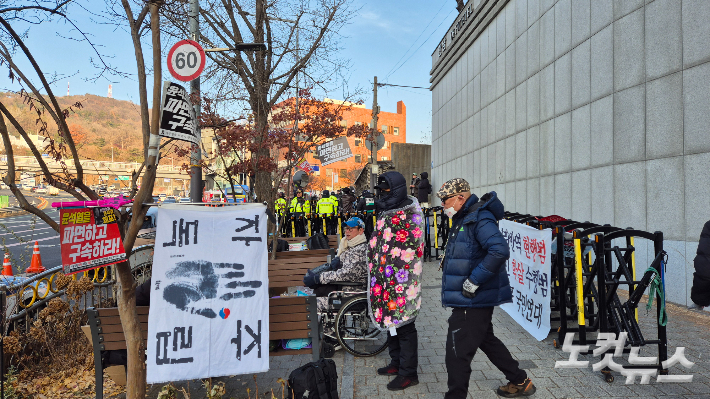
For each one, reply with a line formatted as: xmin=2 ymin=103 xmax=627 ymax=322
xmin=167 ymin=40 xmax=206 ymax=82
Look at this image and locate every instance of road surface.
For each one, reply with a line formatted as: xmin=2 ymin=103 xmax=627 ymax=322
xmin=0 ymin=189 xmax=75 ymax=274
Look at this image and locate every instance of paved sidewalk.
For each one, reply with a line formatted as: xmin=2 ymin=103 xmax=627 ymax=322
xmin=349 ymin=261 xmax=710 ymax=399
xmin=143 ymin=260 xmax=710 ymax=398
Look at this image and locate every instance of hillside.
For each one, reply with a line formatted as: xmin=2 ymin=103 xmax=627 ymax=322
xmin=1 ymin=92 xmax=155 ymax=163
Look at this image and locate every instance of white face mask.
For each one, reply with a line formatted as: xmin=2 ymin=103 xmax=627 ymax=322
xmin=443 ymin=196 xmax=459 ymax=218
xmin=443 ymin=206 xmax=457 ymax=218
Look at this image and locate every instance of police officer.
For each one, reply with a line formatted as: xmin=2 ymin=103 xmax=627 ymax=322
xmin=317 ymin=190 xmax=336 ymax=235
xmin=289 ymin=190 xmax=311 ymax=237
xmin=275 ymin=192 xmax=288 ymax=236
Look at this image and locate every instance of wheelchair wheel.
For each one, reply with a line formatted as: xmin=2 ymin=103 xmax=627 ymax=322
xmin=335 ymin=295 xmax=388 ymax=357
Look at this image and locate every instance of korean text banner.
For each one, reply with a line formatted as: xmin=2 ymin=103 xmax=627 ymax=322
xmin=317 ymin=137 xmax=353 ymax=166
xmin=60 ymin=208 xmax=126 ymax=275
xmin=147 ymin=204 xmax=269 ymax=384
xmin=499 ymin=220 xmax=552 ymax=341
xmin=159 ymin=81 xmax=199 ymax=145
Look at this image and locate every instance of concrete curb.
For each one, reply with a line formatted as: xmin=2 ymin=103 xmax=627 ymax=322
xmin=0 ymin=208 xmax=28 ymax=218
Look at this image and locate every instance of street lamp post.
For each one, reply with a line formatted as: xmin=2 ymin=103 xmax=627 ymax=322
xmin=187 ymin=0 xmax=266 ymax=202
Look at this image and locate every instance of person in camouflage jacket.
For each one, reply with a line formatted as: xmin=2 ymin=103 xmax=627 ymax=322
xmin=302 ymin=217 xmax=368 ymax=313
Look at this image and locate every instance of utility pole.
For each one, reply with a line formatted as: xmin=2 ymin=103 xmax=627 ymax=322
xmin=369 ymin=76 xmax=380 ymax=192
xmin=189 ymin=0 xmax=202 ymax=203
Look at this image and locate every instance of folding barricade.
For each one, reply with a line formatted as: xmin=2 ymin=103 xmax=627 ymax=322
xmin=501 ymin=212 xmax=670 ymax=383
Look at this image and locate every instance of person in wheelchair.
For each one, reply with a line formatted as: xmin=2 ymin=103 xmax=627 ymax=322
xmin=302 ymin=217 xmax=368 ymax=312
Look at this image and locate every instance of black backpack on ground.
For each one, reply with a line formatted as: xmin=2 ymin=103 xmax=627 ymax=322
xmin=286 ymin=358 xmax=339 ymax=399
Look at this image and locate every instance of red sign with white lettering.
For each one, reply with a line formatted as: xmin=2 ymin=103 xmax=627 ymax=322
xmin=60 ymin=208 xmax=127 ymax=275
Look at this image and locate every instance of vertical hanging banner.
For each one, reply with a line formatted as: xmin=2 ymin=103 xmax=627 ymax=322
xmin=147 ymin=204 xmax=269 ymax=384
xmin=498 ymin=220 xmax=553 ymax=341
xmin=159 ymin=81 xmax=199 ymax=145
xmin=60 ymin=208 xmax=126 ymax=275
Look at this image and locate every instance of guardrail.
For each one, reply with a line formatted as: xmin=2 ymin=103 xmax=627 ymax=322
xmin=0 ymin=244 xmax=155 ymax=334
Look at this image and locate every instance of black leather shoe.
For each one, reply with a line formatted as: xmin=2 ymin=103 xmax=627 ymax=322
xmin=386 ymin=375 xmax=419 ymax=391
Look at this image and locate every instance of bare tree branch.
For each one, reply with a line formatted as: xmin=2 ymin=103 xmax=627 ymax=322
xmin=0 ymin=109 xmax=59 ymax=231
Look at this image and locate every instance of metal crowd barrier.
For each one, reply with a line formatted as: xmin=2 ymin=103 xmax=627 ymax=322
xmin=502 ymin=212 xmax=669 ymax=382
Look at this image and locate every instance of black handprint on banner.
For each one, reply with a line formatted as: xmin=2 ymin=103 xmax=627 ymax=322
xmin=162 ymin=260 xmax=263 ymax=319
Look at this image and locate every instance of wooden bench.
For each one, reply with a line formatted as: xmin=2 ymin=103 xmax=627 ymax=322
xmin=87 ymin=297 xmax=319 ymax=399
xmin=274 ymin=248 xmax=334 ymax=260
xmin=268 ymin=255 xmax=330 ymax=296
xmin=281 ymin=234 xmax=340 ymax=249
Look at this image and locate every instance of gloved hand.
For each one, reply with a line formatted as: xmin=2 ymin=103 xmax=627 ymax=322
xmin=462 ymin=278 xmax=479 ymax=299
xmin=329 ymin=256 xmax=342 ymax=271
xmin=303 ymin=270 xmax=320 ymax=288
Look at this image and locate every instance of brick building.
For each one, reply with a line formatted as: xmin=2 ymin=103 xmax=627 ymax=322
xmin=302 ymin=98 xmax=407 ymax=190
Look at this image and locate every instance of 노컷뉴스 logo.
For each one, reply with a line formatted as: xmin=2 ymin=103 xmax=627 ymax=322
xmin=555 ymin=332 xmax=693 ymax=384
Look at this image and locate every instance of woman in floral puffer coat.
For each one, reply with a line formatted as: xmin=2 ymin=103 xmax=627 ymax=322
xmin=368 ymin=171 xmax=424 ymax=391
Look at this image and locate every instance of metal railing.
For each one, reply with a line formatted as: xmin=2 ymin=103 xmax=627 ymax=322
xmin=0 ymin=244 xmax=155 ymax=333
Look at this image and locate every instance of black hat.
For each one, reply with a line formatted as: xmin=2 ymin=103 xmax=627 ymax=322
xmin=375 ymin=176 xmax=390 ymax=190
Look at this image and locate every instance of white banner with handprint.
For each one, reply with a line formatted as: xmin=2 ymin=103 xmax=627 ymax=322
xmin=147 ymin=204 xmax=269 ymax=383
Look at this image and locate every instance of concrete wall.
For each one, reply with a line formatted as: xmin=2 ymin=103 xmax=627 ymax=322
xmin=391 ymin=143 xmax=432 ymax=201
xmin=430 ymin=0 xmax=710 ymax=307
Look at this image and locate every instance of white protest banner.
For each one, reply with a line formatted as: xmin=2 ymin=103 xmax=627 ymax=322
xmin=147 ymin=204 xmax=268 ymax=384
xmin=499 ymin=220 xmax=552 ymax=341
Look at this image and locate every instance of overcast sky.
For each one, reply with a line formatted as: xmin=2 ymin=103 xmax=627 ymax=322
xmin=0 ymin=1 xmax=457 ymax=145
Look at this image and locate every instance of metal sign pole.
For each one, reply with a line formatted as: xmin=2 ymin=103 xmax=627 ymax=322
xmin=189 ymin=0 xmax=203 ymax=203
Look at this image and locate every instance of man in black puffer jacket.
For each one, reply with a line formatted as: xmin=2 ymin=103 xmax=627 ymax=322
xmin=691 ymin=220 xmax=710 ymax=308
xmin=417 ymin=172 xmax=431 ymax=207
xmin=437 ymin=178 xmax=535 ymax=398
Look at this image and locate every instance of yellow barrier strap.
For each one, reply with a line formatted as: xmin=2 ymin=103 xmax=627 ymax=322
xmin=433 ymin=211 xmax=439 ymax=249
xmin=574 ymin=238 xmax=586 ymax=326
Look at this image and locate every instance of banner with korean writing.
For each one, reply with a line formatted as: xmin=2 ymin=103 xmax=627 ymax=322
xmin=60 ymin=208 xmax=127 ymax=275
xmin=159 ymin=81 xmax=198 ymax=145
xmin=317 ymin=137 xmax=353 ymax=165
xmin=147 ymin=204 xmax=268 ymax=384
xmin=499 ymin=220 xmax=552 ymax=341
xmin=297 ymin=158 xmax=314 ymax=174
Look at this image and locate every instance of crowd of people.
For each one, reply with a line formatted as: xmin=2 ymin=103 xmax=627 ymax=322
xmin=298 ymin=171 xmax=536 ymax=398
xmin=274 ymin=172 xmax=431 ymax=238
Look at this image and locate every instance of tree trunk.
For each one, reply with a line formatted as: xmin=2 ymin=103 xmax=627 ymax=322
xmin=116 ymin=4 xmax=162 ymax=398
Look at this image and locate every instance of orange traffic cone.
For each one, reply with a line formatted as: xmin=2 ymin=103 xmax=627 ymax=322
xmin=26 ymin=241 xmax=45 ymax=274
xmin=1 ymin=254 xmax=13 ymax=276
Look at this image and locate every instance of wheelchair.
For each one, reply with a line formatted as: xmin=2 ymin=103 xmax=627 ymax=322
xmin=319 ymin=281 xmax=389 ymax=358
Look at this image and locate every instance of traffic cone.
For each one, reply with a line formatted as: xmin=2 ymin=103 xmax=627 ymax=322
xmin=1 ymin=254 xmax=13 ymax=276
xmin=26 ymin=241 xmax=45 ymax=274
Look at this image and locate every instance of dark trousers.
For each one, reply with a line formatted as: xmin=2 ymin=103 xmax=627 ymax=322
xmin=291 ymin=213 xmax=306 ymax=237
xmin=444 ymin=307 xmax=527 ymax=399
xmin=387 ymin=322 xmax=418 ymax=378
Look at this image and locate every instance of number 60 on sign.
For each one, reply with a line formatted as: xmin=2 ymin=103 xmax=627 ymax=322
xmin=167 ymin=40 xmax=206 ymax=82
